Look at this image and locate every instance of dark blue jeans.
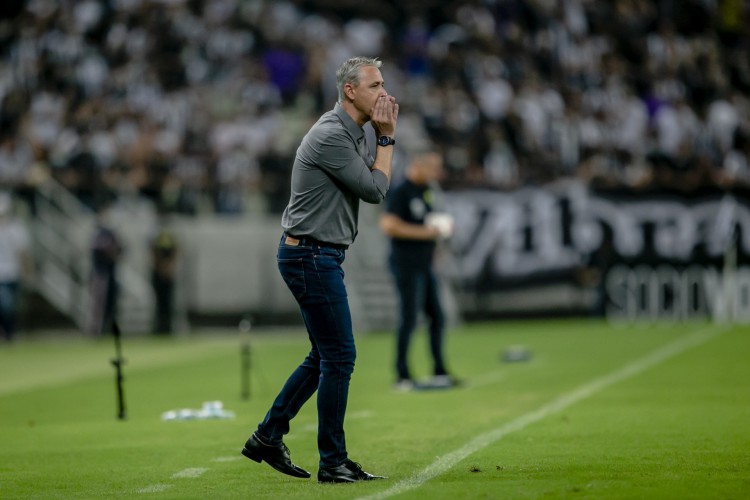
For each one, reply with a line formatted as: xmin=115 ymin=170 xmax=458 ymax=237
xmin=390 ymin=259 xmax=446 ymax=381
xmin=256 ymin=235 xmax=355 ymax=468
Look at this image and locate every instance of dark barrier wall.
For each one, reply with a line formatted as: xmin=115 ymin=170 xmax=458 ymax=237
xmin=443 ymin=181 xmax=750 ymax=321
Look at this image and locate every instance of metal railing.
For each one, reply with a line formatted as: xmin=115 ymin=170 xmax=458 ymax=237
xmin=32 ymin=179 xmax=154 ymax=333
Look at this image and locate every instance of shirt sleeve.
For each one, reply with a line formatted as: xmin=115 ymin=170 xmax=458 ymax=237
xmin=316 ymin=129 xmax=389 ymax=204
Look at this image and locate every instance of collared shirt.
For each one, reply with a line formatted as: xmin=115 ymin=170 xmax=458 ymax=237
xmin=281 ymin=103 xmax=390 ymax=245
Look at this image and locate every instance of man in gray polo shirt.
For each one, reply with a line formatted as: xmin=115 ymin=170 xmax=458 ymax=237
xmin=241 ymin=56 xmax=398 ymax=483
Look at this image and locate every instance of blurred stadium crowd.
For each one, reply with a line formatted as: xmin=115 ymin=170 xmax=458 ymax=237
xmin=1 ymin=0 xmax=749 ymax=215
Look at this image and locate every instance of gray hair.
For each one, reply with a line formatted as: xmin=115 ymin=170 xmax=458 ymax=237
xmin=336 ymin=56 xmax=382 ymax=103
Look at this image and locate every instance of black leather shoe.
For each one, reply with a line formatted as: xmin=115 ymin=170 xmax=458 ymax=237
xmin=318 ymin=459 xmax=387 ymax=483
xmin=241 ymin=432 xmax=311 ymax=479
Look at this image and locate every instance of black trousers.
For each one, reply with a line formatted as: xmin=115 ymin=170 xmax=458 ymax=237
xmin=389 ymin=259 xmax=447 ymax=380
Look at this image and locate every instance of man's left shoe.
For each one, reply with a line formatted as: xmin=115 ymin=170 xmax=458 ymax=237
xmin=241 ymin=432 xmax=311 ymax=478
xmin=318 ymin=459 xmax=387 ymax=483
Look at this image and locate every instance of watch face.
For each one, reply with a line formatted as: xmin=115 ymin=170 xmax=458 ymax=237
xmin=378 ymin=136 xmax=394 ymax=146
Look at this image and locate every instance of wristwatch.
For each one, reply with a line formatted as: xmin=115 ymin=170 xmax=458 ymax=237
xmin=377 ymin=136 xmax=396 ymax=147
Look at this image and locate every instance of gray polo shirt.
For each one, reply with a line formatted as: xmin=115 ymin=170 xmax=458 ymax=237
xmin=281 ymin=103 xmax=390 ymax=245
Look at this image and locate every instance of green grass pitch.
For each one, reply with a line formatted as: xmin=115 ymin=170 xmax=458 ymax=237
xmin=1 ymin=319 xmax=748 ymax=499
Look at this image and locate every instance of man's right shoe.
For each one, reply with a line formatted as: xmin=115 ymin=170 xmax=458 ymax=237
xmin=241 ymin=432 xmax=311 ymax=479
xmin=425 ymin=374 xmax=462 ymax=389
xmin=393 ymin=378 xmax=416 ymax=392
xmin=318 ymin=459 xmax=387 ymax=483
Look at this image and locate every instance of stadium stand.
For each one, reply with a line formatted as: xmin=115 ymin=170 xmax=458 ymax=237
xmin=1 ymin=0 xmax=748 ymax=213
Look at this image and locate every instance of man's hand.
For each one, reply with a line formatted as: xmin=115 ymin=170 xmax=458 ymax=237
xmin=371 ymin=95 xmax=399 ymax=138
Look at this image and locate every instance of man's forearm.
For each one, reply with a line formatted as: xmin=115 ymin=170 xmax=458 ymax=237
xmin=372 ymin=142 xmax=394 ymax=182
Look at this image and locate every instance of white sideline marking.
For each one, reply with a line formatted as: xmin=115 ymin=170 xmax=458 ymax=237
xmin=350 ymin=410 xmax=375 ymax=419
xmin=136 ymin=468 xmax=209 ymax=494
xmin=171 ymin=467 xmax=209 ymax=479
xmin=357 ymin=326 xmax=727 ymax=500
xmin=137 ymin=483 xmax=172 ymax=494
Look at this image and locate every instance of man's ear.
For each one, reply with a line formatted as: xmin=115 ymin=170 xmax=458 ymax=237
xmin=344 ymin=83 xmax=355 ymax=101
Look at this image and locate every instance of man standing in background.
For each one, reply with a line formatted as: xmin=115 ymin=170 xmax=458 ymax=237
xmin=0 ymin=192 xmax=32 ymax=341
xmin=380 ymin=151 xmax=458 ymax=391
xmin=89 ymin=200 xmax=123 ymax=337
xmin=150 ymin=208 xmax=179 ymax=335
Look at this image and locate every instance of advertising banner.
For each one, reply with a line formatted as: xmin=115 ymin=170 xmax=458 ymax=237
xmin=443 ymin=181 xmax=750 ymax=322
